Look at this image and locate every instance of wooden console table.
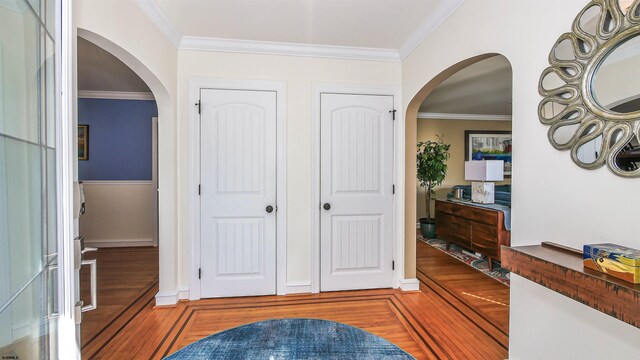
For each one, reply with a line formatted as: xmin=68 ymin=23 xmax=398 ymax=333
xmin=435 ymin=199 xmax=511 ymax=270
xmin=502 ymin=243 xmax=640 ymax=329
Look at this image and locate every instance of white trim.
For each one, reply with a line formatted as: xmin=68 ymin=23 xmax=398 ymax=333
xmin=399 ymin=278 xmax=420 ymax=292
xmin=399 ymin=0 xmax=465 ymax=60
xmin=285 ymin=281 xmax=312 ymax=294
xmin=188 ymin=78 xmax=287 ymax=300
xmin=84 ymin=238 xmax=155 ymax=248
xmin=152 ymin=117 xmax=159 ymax=247
xmin=178 ymin=287 xmax=189 ymax=300
xmin=310 ymin=83 xmax=404 ymax=294
xmin=155 ymin=290 xmax=179 ymax=306
xmin=417 ymin=112 xmax=512 ymax=121
xmin=180 ymin=36 xmax=400 ymax=62
xmin=134 ymin=0 xmax=182 ymax=48
xmin=58 ymin=0 xmax=81 ymax=358
xmin=77 ymin=90 xmax=155 ymax=100
xmin=80 ymin=180 xmax=153 ymax=185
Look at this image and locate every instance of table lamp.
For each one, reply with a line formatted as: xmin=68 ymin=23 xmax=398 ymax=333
xmin=464 ymin=160 xmax=504 ymax=204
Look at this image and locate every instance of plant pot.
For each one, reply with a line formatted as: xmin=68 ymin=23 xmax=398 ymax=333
xmin=419 ymin=218 xmax=436 ymax=239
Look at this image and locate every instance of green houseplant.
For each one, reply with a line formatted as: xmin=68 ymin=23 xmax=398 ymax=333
xmin=417 ymin=137 xmax=450 ymax=239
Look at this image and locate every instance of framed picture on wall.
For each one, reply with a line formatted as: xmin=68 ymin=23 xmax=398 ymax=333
xmin=464 ymin=130 xmax=512 ymax=177
xmin=78 ymin=125 xmax=89 ymax=161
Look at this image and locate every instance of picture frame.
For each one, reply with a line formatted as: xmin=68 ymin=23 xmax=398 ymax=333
xmin=78 ymin=125 xmax=89 ymax=161
xmin=464 ymin=130 xmax=512 ymax=177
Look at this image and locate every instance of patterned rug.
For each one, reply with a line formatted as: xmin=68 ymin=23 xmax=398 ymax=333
xmin=418 ymin=235 xmax=510 ymax=286
xmin=164 ymin=318 xmax=414 ymax=359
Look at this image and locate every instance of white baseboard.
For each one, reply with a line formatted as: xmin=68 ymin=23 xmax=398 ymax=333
xmin=285 ymin=281 xmax=311 ymax=294
xmin=178 ymin=287 xmax=190 ymax=300
xmin=399 ymin=278 xmax=420 ymax=292
xmin=84 ymin=238 xmax=155 ymax=248
xmin=155 ymin=290 xmax=179 ymax=306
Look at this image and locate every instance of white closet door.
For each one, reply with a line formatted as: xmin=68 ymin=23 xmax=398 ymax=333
xmin=320 ymin=93 xmax=395 ymax=291
xmin=200 ymin=88 xmax=277 ymax=298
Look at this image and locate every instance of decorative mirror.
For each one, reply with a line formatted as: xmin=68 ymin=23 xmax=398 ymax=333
xmin=539 ymin=0 xmax=640 ymax=177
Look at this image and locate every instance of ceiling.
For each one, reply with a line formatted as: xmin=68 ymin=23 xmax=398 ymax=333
xmin=77 ymin=37 xmax=151 ymax=93
xmin=155 ymin=0 xmax=441 ymax=49
xmin=419 ymin=55 xmax=513 ymax=116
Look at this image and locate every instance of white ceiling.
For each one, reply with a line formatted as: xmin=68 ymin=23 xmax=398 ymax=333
xmin=419 ymin=55 xmax=513 ymax=116
xmin=77 ymin=37 xmax=151 ymax=93
xmin=155 ymin=0 xmax=441 ymax=49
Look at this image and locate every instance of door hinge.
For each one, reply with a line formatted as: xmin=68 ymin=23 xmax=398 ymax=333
xmin=389 ymin=109 xmax=396 ymax=120
xmin=196 ymin=100 xmax=201 ymax=115
xmin=198 ymin=184 xmax=201 ymax=195
xmin=392 ymin=261 xmax=395 ymax=271
xmin=392 ymin=184 xmax=395 ymax=194
xmin=198 ymin=268 xmax=201 ymax=279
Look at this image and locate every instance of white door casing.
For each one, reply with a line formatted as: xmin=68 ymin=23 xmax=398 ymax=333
xmin=320 ymin=93 xmax=395 ymax=291
xmin=199 ymin=88 xmax=277 ymax=298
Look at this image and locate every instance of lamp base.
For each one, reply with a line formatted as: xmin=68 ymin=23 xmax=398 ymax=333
xmin=471 ymin=181 xmax=495 ymax=204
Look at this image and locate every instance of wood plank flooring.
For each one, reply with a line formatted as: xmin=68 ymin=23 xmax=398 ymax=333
xmin=81 ymin=243 xmax=510 ymax=359
xmin=416 ymin=239 xmax=510 ymax=335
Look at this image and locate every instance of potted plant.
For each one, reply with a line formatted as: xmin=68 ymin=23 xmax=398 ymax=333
xmin=417 ymin=137 xmax=450 ymax=239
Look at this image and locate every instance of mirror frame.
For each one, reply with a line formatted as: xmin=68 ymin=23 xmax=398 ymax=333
xmin=538 ymin=0 xmax=640 ymax=177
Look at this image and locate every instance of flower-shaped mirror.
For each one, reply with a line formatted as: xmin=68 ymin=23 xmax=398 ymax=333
xmin=539 ymin=0 xmax=640 ymax=177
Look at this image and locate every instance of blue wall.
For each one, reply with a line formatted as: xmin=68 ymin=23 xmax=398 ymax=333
xmin=78 ymin=99 xmax=157 ymax=180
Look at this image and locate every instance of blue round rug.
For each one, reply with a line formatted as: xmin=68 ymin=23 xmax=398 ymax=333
xmin=164 ymin=318 xmax=415 ymax=359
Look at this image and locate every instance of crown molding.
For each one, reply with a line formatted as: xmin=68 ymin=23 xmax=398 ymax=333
xmin=135 ymin=0 xmax=465 ymax=62
xmin=78 ymin=90 xmax=155 ymax=100
xmin=134 ymin=0 xmax=182 ymax=48
xmin=180 ymin=36 xmax=401 ymax=62
xmin=399 ymin=0 xmax=465 ymax=60
xmin=417 ymin=112 xmax=511 ymax=121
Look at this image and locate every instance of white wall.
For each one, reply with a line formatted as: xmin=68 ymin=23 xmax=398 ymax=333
xmin=177 ymin=51 xmax=401 ymax=287
xmin=75 ymin=0 xmax=179 ymax=298
xmin=79 ymin=182 xmax=156 ymax=247
xmin=402 ymin=1 xmax=640 ymax=358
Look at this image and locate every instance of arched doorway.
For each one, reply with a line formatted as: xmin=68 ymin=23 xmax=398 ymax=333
xmin=405 ymin=53 xmax=513 ymax=337
xmin=75 ymin=29 xmax=177 ymax=305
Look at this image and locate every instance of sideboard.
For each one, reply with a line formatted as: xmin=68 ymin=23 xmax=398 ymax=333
xmin=435 ymin=199 xmax=511 ymax=271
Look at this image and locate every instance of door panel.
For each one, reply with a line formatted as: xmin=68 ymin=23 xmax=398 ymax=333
xmin=200 ymin=89 xmax=277 ymax=298
xmin=320 ymin=94 xmax=394 ymax=291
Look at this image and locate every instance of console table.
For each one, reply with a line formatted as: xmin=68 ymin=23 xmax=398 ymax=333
xmin=435 ymin=199 xmax=511 ymax=271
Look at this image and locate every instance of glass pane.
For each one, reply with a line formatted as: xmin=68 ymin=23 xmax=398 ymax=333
xmin=45 ymin=0 xmax=55 ymax=39
xmin=45 ymin=34 xmax=55 ymax=147
xmin=0 ymin=136 xmax=43 ymax=297
xmin=27 ymin=0 xmax=40 ymax=17
xmin=0 ymin=1 xmax=42 ymax=144
xmin=46 ymin=148 xmax=56 ymax=261
xmin=0 ymin=271 xmax=57 ymax=360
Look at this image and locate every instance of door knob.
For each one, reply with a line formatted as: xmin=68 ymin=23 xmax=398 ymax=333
xmin=266 ymin=205 xmax=274 ymax=213
xmin=323 ymin=203 xmax=331 ymax=211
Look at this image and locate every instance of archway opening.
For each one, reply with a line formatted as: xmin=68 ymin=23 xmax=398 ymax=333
xmin=405 ymin=53 xmax=513 ymax=335
xmin=76 ymin=28 xmax=178 ymax=358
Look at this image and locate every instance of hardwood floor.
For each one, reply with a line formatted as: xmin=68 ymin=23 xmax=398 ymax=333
xmin=81 ymin=245 xmax=509 ymax=359
xmin=416 ymin=239 xmax=510 ymax=335
xmin=80 ymin=247 xmax=159 ymax=358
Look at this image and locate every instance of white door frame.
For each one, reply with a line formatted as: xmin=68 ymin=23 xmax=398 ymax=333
xmin=189 ymin=78 xmax=287 ymax=299
xmin=152 ymin=117 xmax=159 ymax=247
xmin=311 ymin=83 xmax=405 ymax=293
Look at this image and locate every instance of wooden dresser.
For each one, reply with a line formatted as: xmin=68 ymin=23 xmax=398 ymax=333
xmin=435 ymin=199 xmax=511 ymax=271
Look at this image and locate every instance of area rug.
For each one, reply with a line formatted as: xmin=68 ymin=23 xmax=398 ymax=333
xmin=164 ymin=318 xmax=414 ymax=359
xmin=418 ymin=235 xmax=510 ymax=285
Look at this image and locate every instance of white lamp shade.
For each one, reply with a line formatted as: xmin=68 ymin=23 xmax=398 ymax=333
xmin=464 ymin=160 xmax=504 ymax=181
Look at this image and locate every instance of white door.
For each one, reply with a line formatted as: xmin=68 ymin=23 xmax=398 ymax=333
xmin=320 ymin=93 xmax=395 ymax=291
xmin=200 ymin=89 xmax=277 ymax=298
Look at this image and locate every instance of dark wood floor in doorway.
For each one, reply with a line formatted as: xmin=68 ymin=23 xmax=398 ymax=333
xmin=80 ymin=243 xmax=508 ymax=359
